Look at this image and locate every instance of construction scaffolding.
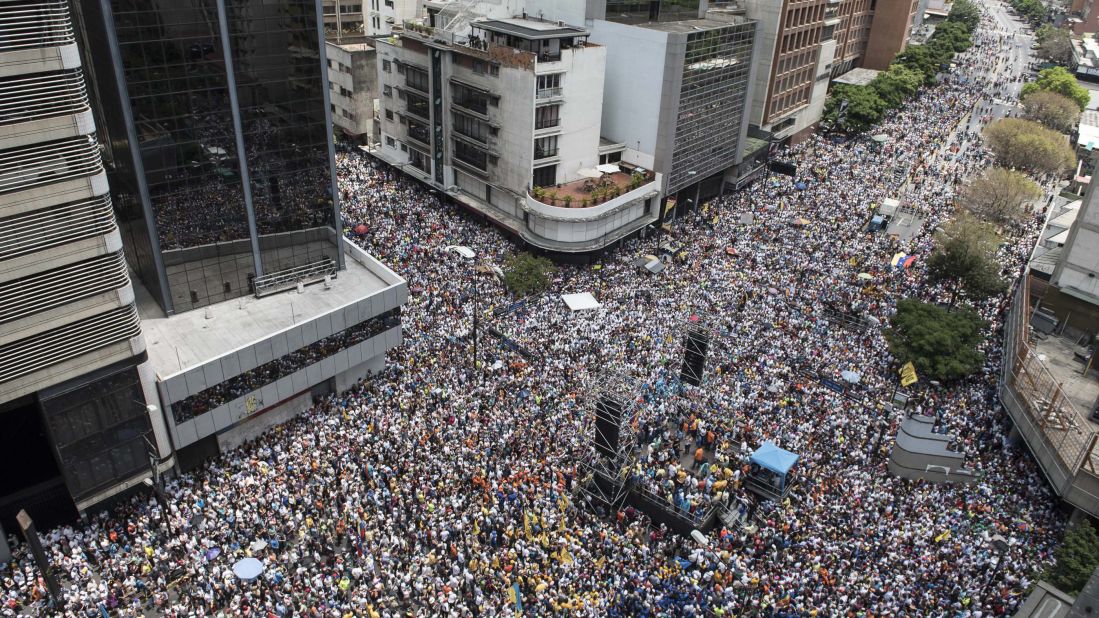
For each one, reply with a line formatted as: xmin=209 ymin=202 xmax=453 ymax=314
xmin=679 ymin=315 xmax=719 ymax=387
xmin=577 ymin=373 xmax=639 ymax=514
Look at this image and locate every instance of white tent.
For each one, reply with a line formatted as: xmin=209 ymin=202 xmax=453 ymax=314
xmin=596 ymin=163 xmax=621 ymax=174
xmin=561 ymin=292 xmax=601 ymax=312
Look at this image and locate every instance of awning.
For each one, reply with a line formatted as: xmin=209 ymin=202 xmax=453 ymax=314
xmin=644 ymin=260 xmax=665 ymax=274
xmin=562 ymin=292 xmax=601 ymax=311
xmin=577 ymin=168 xmax=603 ymax=179
xmin=596 ymin=163 xmax=621 ymax=174
xmin=750 ymin=441 xmax=799 ymax=475
xmin=446 ymin=245 xmax=476 ymax=259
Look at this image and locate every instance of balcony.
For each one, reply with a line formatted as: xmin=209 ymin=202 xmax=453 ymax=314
xmin=529 ymin=168 xmax=656 ymax=208
xmin=535 ymin=117 xmax=559 ymax=130
xmin=406 ymin=126 xmax=430 ymax=147
xmin=533 ymin=147 xmax=558 ymax=160
xmin=536 ymin=87 xmax=562 ymax=100
xmin=0 ymin=70 xmax=89 ymax=127
xmin=0 ymin=134 xmax=101 ymax=197
xmin=452 ymin=97 xmax=488 ymax=116
xmin=405 ymin=99 xmax=429 ymax=121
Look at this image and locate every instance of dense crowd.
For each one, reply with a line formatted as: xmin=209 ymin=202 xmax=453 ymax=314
xmin=0 ymin=2 xmax=1070 ymax=616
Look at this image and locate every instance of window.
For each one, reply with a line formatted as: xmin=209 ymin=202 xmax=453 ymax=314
xmin=473 ymin=60 xmax=486 ymax=74
xmin=536 ymin=73 xmax=562 ymax=98
xmin=406 ymin=92 xmax=429 ymax=118
xmin=385 ymin=0 xmax=393 ymax=6
xmin=405 ymin=66 xmax=429 ymax=93
xmin=385 ymin=109 xmax=393 ymax=120
xmin=535 ymin=105 xmax=560 ymax=130
xmin=383 ymin=85 xmax=392 ymax=97
xmin=382 ymin=59 xmax=392 ymax=72
xmin=490 ymin=65 xmax=499 ymax=77
xmin=400 ymin=143 xmax=407 ymax=152
xmin=407 ymin=118 xmax=430 ymax=144
xmin=599 ymin=151 xmax=622 ymax=165
xmin=532 ymin=164 xmax=556 ymax=187
xmin=409 ymin=148 xmax=431 ymax=173
xmin=452 ymin=83 xmax=490 ymax=115
xmin=453 ymin=140 xmax=488 ymax=170
xmin=385 ymin=136 xmax=395 ymax=146
xmin=534 ymin=135 xmax=558 ymax=159
xmin=453 ymin=112 xmax=489 ymax=143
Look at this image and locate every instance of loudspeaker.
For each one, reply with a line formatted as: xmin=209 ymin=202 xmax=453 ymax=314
xmin=770 ymin=160 xmax=797 ymax=177
xmin=679 ymin=329 xmax=710 ymax=387
xmin=594 ymin=396 xmax=623 ymax=458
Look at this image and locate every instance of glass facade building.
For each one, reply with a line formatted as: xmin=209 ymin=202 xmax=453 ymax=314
xmin=667 ymin=22 xmax=755 ymax=194
xmin=76 ymin=0 xmax=342 ymax=314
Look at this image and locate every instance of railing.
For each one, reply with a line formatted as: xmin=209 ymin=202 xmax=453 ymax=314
xmin=0 ymin=134 xmax=101 ymax=195
xmin=452 ymin=97 xmax=488 ymax=116
xmin=0 ymin=251 xmax=128 ymax=326
xmin=535 ymin=117 xmax=559 ymax=130
xmin=0 ymin=0 xmax=74 ymax=52
xmin=0 ymin=194 xmax=115 ymax=259
xmin=0 ymin=303 xmax=141 ymax=384
xmin=536 ymin=87 xmax=562 ymax=99
xmin=533 ymin=147 xmax=558 ymax=160
xmin=452 ymin=148 xmax=488 ymax=171
xmin=406 ymin=125 xmax=430 ymax=146
xmin=0 ymin=69 xmax=89 ymax=126
xmin=253 ymin=257 xmax=337 ymax=298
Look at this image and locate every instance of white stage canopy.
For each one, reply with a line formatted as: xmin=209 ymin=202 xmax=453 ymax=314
xmin=561 ymin=292 xmax=601 ymax=312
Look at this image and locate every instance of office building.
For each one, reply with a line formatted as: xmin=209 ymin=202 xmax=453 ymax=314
xmin=76 ymin=0 xmax=407 ymax=468
xmin=862 ymin=0 xmax=920 ymax=70
xmin=0 ymin=0 xmax=170 ymax=524
xmin=367 ymin=0 xmax=422 ymax=34
xmin=324 ymin=0 xmax=366 ymax=37
xmin=373 ymin=16 xmax=663 ymax=254
xmin=591 ymin=13 xmax=758 ymax=211
xmin=327 ymin=36 xmax=380 ymax=144
xmin=743 ymin=0 xmax=836 ymax=143
xmin=831 ymin=0 xmax=874 ymax=76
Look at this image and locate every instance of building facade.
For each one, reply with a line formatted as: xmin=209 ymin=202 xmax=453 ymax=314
xmin=373 ymin=17 xmax=663 ymax=254
xmin=862 ymin=0 xmax=919 ymax=70
xmin=0 ymin=0 xmax=170 ymax=524
xmin=831 ymin=0 xmax=874 ymax=76
xmin=323 ymin=0 xmax=365 ymax=37
xmin=327 ymin=37 xmax=379 ymax=144
xmin=591 ymin=14 xmax=758 ymax=208
xmin=75 ymin=0 xmax=407 ymax=468
xmin=743 ymin=0 xmax=836 ymax=142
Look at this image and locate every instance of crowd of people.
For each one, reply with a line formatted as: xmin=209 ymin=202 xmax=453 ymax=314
xmin=0 ymin=2 xmax=1071 ymax=616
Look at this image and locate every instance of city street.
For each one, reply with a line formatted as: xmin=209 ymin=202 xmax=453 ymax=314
xmin=0 ymin=0 xmax=1072 ymax=616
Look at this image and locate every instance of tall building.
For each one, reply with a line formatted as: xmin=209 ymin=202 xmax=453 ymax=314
xmin=75 ymin=0 xmax=407 ymax=468
xmin=591 ymin=13 xmax=758 ymax=210
xmin=0 ymin=0 xmax=170 ymax=524
xmin=862 ymin=0 xmax=920 ymax=70
xmin=373 ymin=16 xmax=664 ymax=254
xmin=831 ymin=0 xmax=874 ymax=76
xmin=743 ymin=0 xmax=836 ymax=143
xmin=327 ymin=36 xmax=380 ymax=144
xmin=324 ymin=0 xmax=366 ymax=37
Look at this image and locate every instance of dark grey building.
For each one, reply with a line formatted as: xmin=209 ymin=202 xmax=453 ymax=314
xmin=76 ymin=0 xmax=343 ymax=314
xmin=74 ymin=0 xmax=408 ymax=470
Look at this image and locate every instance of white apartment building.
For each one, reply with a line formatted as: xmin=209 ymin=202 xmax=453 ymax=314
xmin=327 ymin=37 xmax=380 ymax=144
xmin=373 ymin=16 xmax=663 ymax=254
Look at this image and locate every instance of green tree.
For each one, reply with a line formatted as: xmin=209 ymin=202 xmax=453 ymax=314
xmin=960 ymin=167 xmax=1043 ymax=226
xmin=1022 ymin=67 xmax=1091 ymax=111
xmin=885 ymin=299 xmax=987 ymax=381
xmin=1046 ymin=519 xmax=1099 ymax=595
xmin=824 ymin=84 xmax=887 ymax=132
xmin=927 ymin=211 xmax=1007 ymax=305
xmin=946 ymin=0 xmax=980 ymax=32
xmin=895 ymin=44 xmax=954 ymax=84
xmin=871 ymin=63 xmax=924 ymax=108
xmin=984 ymin=118 xmax=1076 ymax=176
xmin=502 ymin=252 xmax=557 ymax=297
xmin=930 ymin=20 xmax=973 ymax=53
xmin=1022 ymin=90 xmax=1083 ymax=133
xmin=1037 ymin=26 xmax=1075 ymax=66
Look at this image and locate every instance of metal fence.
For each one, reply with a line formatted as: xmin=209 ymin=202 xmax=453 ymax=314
xmin=1002 ymin=276 xmax=1099 ymax=476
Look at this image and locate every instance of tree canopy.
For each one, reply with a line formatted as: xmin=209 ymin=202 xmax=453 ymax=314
xmin=885 ymin=299 xmax=987 ymax=381
xmin=1035 ymin=25 xmax=1075 ymax=66
xmin=1022 ymin=67 xmax=1091 ymax=110
xmin=983 ymin=118 xmax=1076 ymax=176
xmin=502 ymin=252 xmax=556 ymax=297
xmin=824 ymin=84 xmax=888 ymax=132
xmin=1009 ymin=0 xmax=1046 ymax=24
xmin=959 ymin=167 xmax=1042 ymax=226
xmin=1022 ymin=90 xmax=1083 ymax=133
xmin=1046 ymin=519 xmax=1099 ymax=595
xmin=927 ymin=211 xmax=1007 ymax=305
xmin=870 ymin=63 xmax=924 ymax=108
xmin=946 ymin=0 xmax=980 ymax=32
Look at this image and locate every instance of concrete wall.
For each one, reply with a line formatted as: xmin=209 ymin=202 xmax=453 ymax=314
xmin=327 ymin=41 xmax=378 ymax=141
xmin=589 ymin=21 xmax=669 ymax=164
xmin=1054 ymin=181 xmax=1099 ymax=301
xmin=542 ymin=44 xmax=606 ymax=185
xmin=863 ymin=0 xmax=917 ymax=70
xmin=744 ymin=0 xmax=784 ymax=127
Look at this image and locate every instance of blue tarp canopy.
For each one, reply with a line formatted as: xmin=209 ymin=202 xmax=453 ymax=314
xmin=750 ymin=441 xmax=799 ymax=475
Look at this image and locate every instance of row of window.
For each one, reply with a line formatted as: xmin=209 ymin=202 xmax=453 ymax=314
xmin=171 ymin=309 xmax=401 ymax=422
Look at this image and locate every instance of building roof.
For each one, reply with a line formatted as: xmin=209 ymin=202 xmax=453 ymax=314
xmin=1014 ymin=581 xmax=1074 ymax=618
xmin=1031 ymin=245 xmax=1062 ymax=276
xmin=832 ymin=67 xmax=881 ymax=86
xmin=638 ymin=16 xmax=750 ymax=32
xmin=137 ymin=243 xmax=401 ymax=377
xmin=1079 ymin=111 xmax=1099 ymax=149
xmin=474 ymin=17 xmax=588 ymax=39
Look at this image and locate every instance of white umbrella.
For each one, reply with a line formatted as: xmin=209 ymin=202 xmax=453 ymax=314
xmin=577 ymin=168 xmax=603 ymax=179
xmin=445 ymin=245 xmax=475 ymax=259
xmin=596 ymin=163 xmax=621 ymax=174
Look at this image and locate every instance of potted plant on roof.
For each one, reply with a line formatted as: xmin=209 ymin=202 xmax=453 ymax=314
xmin=562 ymin=195 xmax=573 ymax=207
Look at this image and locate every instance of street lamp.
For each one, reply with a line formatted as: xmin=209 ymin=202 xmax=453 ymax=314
xmin=981 ymin=534 xmax=1011 ymax=603
xmin=446 ymin=245 xmax=482 ymax=384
